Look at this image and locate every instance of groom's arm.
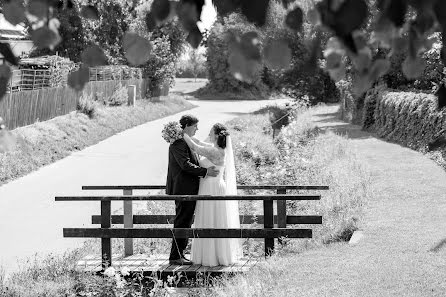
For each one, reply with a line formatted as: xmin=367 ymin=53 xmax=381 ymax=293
xmin=171 ymin=141 xmax=207 ymax=177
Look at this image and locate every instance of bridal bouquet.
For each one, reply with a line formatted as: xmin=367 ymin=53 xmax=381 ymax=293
xmin=161 ymin=121 xmax=183 ymax=144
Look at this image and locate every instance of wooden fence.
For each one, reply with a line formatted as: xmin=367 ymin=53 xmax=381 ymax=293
xmin=0 ymin=66 xmax=148 ymax=130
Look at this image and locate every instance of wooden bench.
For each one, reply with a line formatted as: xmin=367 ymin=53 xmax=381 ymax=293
xmin=56 ymin=185 xmax=328 ymax=276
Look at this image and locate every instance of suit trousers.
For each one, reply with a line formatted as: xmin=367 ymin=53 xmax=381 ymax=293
xmin=169 ymin=200 xmax=197 ymax=260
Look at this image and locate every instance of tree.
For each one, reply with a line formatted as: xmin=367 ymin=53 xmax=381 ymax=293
xmin=177 ymin=47 xmax=207 ymax=80
xmin=29 ymin=1 xmax=86 ymax=62
xmin=1 ymin=0 xmax=446 ymax=119
xmin=81 ymin=0 xmax=136 ymax=64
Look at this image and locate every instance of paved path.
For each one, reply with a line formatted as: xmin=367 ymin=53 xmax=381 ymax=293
xmin=272 ymin=105 xmax=446 ymax=296
xmin=0 ymin=85 xmax=288 ymax=274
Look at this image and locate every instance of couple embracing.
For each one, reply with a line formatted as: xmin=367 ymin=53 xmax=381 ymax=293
xmin=166 ymin=115 xmax=242 ymax=267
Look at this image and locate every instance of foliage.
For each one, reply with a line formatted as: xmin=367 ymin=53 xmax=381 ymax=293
xmin=362 ymin=83 xmax=386 ymax=130
xmin=374 ymin=91 xmax=446 ymax=150
xmin=129 ymin=2 xmax=183 ymax=95
xmin=262 ymin=1 xmax=339 ymax=104
xmin=28 ymin=3 xmax=86 ymax=62
xmin=176 ymin=47 xmax=207 ymax=79
xmin=141 ymin=36 xmax=177 ymax=96
xmin=203 ymin=13 xmax=269 ymax=97
xmin=227 ymin=108 xmax=370 ymax=247
xmin=381 ymin=33 xmax=445 ymax=92
xmin=77 ymin=93 xmax=97 ymax=118
xmin=75 ymin=267 xmax=176 ymax=296
xmin=131 ymin=0 xmax=186 ymax=59
xmin=107 ymin=84 xmax=129 ymax=106
xmin=81 ymin=0 xmax=135 ymax=64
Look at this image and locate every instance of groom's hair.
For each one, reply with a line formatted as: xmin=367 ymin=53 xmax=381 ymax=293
xmin=179 ymin=115 xmax=199 ymax=129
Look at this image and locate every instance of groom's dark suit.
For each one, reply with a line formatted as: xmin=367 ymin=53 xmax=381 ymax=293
xmin=167 ymin=138 xmax=207 ymax=260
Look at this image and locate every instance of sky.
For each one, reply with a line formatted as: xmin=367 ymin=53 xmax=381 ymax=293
xmin=197 ymin=0 xmax=217 ymax=31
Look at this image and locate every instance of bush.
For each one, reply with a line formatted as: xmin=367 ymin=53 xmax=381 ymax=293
xmin=362 ymin=83 xmax=387 ymax=131
xmin=374 ymin=91 xmax=446 ymax=150
xmin=77 ymin=94 xmax=97 ymax=118
xmin=107 ymin=84 xmax=128 ymax=106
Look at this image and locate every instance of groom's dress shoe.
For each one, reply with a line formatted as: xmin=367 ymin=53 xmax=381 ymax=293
xmin=169 ymin=258 xmax=193 ymax=265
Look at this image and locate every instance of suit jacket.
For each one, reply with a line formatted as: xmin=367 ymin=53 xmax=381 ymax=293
xmin=166 ymin=138 xmax=207 ymax=195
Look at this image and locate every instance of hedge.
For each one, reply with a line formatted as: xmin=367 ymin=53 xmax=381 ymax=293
xmin=374 ymin=91 xmax=446 ymax=150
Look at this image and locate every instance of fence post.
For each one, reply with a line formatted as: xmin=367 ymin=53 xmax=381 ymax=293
xmin=101 ymin=200 xmax=112 ymax=270
xmin=277 ymin=188 xmax=287 ymax=246
xmin=127 ymin=85 xmax=136 ymax=106
xmin=123 ymin=189 xmax=133 ymax=257
xmin=263 ymin=198 xmax=274 ymax=257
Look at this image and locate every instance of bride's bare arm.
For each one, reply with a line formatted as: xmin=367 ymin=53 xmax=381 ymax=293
xmin=191 ymin=137 xmax=213 ymax=147
xmin=183 ymin=134 xmax=222 ymax=161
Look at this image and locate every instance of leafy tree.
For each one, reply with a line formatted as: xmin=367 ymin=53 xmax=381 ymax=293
xmin=29 ymin=1 xmax=86 ymax=62
xmin=177 ymin=47 xmax=207 ymax=80
xmin=81 ymin=0 xmax=136 ymax=64
xmin=2 ymin=0 xmax=446 ymax=129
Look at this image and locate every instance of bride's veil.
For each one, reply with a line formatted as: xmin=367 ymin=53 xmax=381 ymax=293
xmin=224 ymin=136 xmax=243 ymax=258
xmin=224 ymin=136 xmax=237 ymax=195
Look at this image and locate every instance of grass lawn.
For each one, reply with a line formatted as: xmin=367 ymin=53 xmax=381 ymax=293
xmin=0 ymin=95 xmax=195 ymax=186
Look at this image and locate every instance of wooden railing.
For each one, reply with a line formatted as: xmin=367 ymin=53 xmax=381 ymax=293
xmin=56 ymin=185 xmax=328 ymax=270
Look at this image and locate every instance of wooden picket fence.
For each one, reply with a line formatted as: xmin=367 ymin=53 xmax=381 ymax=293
xmin=0 ymin=66 xmax=148 ymax=130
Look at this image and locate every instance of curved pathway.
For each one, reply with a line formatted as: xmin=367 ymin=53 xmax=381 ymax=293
xmin=0 ymin=80 xmax=289 ymax=274
xmin=266 ymin=105 xmax=446 ymax=296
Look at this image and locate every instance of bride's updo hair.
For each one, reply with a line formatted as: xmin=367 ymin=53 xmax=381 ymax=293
xmin=212 ymin=123 xmax=229 ymax=149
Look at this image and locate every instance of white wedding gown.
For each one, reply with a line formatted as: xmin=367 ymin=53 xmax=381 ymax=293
xmin=191 ymin=157 xmax=243 ymax=266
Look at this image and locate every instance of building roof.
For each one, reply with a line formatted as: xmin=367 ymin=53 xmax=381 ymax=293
xmin=0 ymin=14 xmax=27 ymax=39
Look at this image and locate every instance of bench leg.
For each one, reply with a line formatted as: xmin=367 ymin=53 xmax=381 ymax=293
xmin=123 ymin=189 xmax=133 ymax=257
xmin=101 ymin=201 xmax=112 ymax=270
xmin=264 ymin=199 xmax=274 ymax=257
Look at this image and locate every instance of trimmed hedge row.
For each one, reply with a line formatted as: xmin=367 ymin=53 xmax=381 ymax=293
xmin=374 ymin=91 xmax=446 ymax=150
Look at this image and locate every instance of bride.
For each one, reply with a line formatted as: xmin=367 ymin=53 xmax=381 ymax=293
xmin=182 ymin=123 xmax=242 ymax=266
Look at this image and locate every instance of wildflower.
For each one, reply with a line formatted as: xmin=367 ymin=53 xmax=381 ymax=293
xmin=167 ymin=275 xmax=174 ymax=285
xmin=104 ymin=267 xmax=116 ymax=277
xmin=120 ymin=266 xmax=130 ymax=276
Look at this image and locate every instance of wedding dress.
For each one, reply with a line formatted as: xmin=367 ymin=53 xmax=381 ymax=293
xmin=190 ymin=137 xmax=242 ymax=266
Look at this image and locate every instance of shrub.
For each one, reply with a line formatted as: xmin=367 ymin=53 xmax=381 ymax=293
xmin=107 ymin=84 xmax=128 ymax=106
xmin=362 ymin=83 xmax=387 ymax=131
xmin=374 ymin=91 xmax=446 ymax=150
xmin=76 ymin=94 xmax=97 ymax=118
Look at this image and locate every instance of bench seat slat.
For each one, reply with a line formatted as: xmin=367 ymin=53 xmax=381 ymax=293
xmin=63 ymin=228 xmax=312 ymax=238
xmin=91 ymin=214 xmax=323 ymax=225
xmin=82 ymin=185 xmax=329 ymax=190
xmin=56 ymin=194 xmax=321 ymax=201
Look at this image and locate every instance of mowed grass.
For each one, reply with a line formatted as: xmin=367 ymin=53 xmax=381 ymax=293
xmin=0 ymin=95 xmax=195 ymax=186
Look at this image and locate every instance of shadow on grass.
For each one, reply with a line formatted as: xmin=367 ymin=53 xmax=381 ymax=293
xmin=430 ymin=238 xmax=446 ymax=252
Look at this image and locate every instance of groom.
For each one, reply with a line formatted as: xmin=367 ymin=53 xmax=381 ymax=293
xmin=166 ymin=114 xmax=219 ymax=265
